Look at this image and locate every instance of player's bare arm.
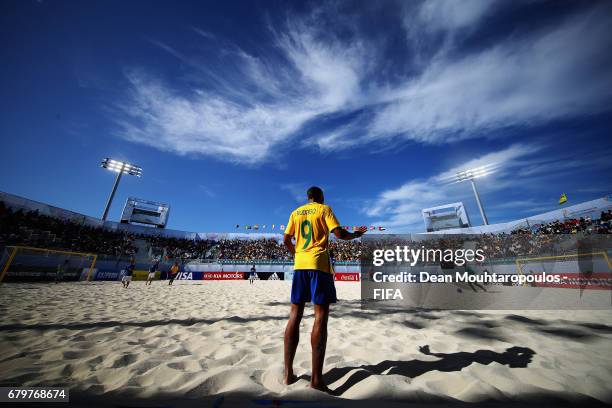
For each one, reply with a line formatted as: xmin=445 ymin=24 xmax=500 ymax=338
xmin=283 ymin=234 xmax=295 ymax=255
xmin=332 ymin=225 xmax=367 ymax=240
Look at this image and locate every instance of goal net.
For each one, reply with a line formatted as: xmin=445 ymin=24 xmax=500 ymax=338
xmin=0 ymin=246 xmax=97 ymax=283
xmin=515 ymin=251 xmax=611 ymax=289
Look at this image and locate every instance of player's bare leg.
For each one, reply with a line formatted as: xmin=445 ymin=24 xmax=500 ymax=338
xmin=284 ymin=302 xmax=304 ymax=385
xmin=311 ymin=303 xmax=331 ymax=392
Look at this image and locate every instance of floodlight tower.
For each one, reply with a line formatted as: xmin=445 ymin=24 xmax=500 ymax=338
xmin=100 ymin=158 xmax=142 ymax=221
xmin=455 ymin=165 xmax=493 ymax=226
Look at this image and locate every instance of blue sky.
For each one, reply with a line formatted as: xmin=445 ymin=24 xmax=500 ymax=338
xmin=1 ymin=0 xmax=611 ymax=233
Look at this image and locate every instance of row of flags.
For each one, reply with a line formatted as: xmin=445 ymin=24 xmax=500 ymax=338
xmin=237 ymin=224 xmax=285 ymax=231
xmin=359 ymin=225 xmax=387 ymax=231
xmin=235 ymin=224 xmax=386 ymax=231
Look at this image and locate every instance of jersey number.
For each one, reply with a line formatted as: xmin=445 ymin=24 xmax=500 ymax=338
xmin=301 ymin=220 xmax=312 ymax=249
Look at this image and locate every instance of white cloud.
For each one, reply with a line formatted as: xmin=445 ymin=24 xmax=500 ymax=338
xmin=277 ymin=21 xmax=367 ymax=111
xmin=367 ymin=4 xmax=612 ymax=145
xmin=416 ymin=0 xmax=500 ymax=32
xmin=280 ymin=183 xmax=309 ymax=203
xmin=198 ymin=184 xmax=216 ymax=197
xmin=192 ymin=27 xmax=216 ymax=40
xmin=118 ymin=70 xmax=314 ymax=164
xmin=116 ymin=3 xmax=612 ymax=163
xmin=117 ymin=17 xmax=369 ymax=164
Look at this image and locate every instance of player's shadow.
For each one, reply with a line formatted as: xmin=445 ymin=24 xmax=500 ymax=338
xmin=317 ymin=345 xmax=535 ymax=396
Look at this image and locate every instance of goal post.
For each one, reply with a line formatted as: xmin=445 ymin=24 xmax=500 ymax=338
xmin=0 ymin=246 xmax=98 ymax=283
xmin=515 ymin=251 xmax=611 ymax=287
xmin=516 ymin=252 xmax=611 ymax=273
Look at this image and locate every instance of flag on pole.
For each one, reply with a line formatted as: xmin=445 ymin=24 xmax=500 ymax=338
xmin=559 ymin=193 xmax=568 ymax=205
xmin=378 ymin=226 xmax=386 ymax=231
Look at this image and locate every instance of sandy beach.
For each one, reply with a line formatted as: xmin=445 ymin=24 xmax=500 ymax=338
xmin=0 ymin=280 xmax=611 ymax=407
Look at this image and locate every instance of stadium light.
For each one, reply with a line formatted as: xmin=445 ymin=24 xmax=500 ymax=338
xmin=455 ymin=164 xmax=494 ymax=226
xmin=100 ymin=158 xmax=142 ymax=221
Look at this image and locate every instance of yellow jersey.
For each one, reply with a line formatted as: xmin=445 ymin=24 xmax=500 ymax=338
xmin=285 ymin=202 xmax=341 ymax=273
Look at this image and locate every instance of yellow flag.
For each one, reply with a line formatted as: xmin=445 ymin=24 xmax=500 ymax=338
xmin=559 ymin=193 xmax=567 ymax=205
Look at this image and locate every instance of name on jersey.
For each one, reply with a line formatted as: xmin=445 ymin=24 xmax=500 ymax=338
xmin=295 ymin=209 xmax=317 ymax=216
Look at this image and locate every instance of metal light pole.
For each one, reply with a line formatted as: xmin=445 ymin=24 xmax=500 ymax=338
xmin=469 ymin=178 xmax=488 ymax=225
xmin=455 ymin=165 xmax=494 ymax=226
xmin=100 ymin=158 xmax=142 ymax=221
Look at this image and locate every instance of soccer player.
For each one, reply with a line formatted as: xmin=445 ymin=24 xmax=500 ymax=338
xmin=282 ymin=186 xmax=366 ymax=393
xmin=146 ymin=259 xmax=159 ymax=286
xmin=249 ymin=264 xmax=256 ymax=285
xmin=168 ymin=261 xmax=179 ymax=286
xmin=122 ymin=259 xmax=135 ymax=288
xmin=55 ymin=259 xmax=69 ymax=284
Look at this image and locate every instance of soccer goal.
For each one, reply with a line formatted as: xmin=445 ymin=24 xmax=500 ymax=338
xmin=0 ymin=246 xmax=98 ymax=283
xmin=515 ymin=251 xmax=611 ymax=286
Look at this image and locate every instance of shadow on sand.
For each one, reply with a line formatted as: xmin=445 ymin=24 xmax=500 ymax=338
xmin=299 ymin=345 xmax=535 ymax=396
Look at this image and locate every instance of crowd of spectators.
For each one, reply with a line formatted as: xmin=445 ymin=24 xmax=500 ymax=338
xmin=0 ymin=201 xmax=363 ymax=262
xmin=512 ymin=211 xmax=612 ymax=235
xmin=361 ymin=210 xmax=612 ymax=262
xmin=213 ymin=238 xmax=290 ymax=261
xmin=147 ymin=237 xmax=363 ymax=262
xmin=0 ymin=201 xmax=137 ymax=257
xmin=145 ymin=235 xmax=213 ymax=261
xmin=1 ymin=200 xmax=609 ymax=263
xmin=330 ymin=240 xmax=363 ymax=261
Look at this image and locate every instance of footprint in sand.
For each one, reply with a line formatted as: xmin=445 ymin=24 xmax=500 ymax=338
xmin=111 ymin=353 xmax=139 ymax=368
xmin=133 ymin=360 xmax=159 ymax=375
xmin=250 ymin=369 xmax=264 ymax=384
xmin=167 ymin=361 xmax=185 ymax=370
xmin=63 ymin=350 xmax=87 ymax=360
xmin=261 ymin=365 xmax=293 ymax=393
xmin=325 ymin=355 xmax=343 ymax=364
xmin=86 ymin=356 xmax=103 ymax=369
xmin=61 ymin=364 xmax=74 ymax=377
xmin=261 ymin=344 xmax=283 ymax=355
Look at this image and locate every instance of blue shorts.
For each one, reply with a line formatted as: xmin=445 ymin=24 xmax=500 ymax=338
xmin=291 ymin=270 xmax=337 ymax=305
